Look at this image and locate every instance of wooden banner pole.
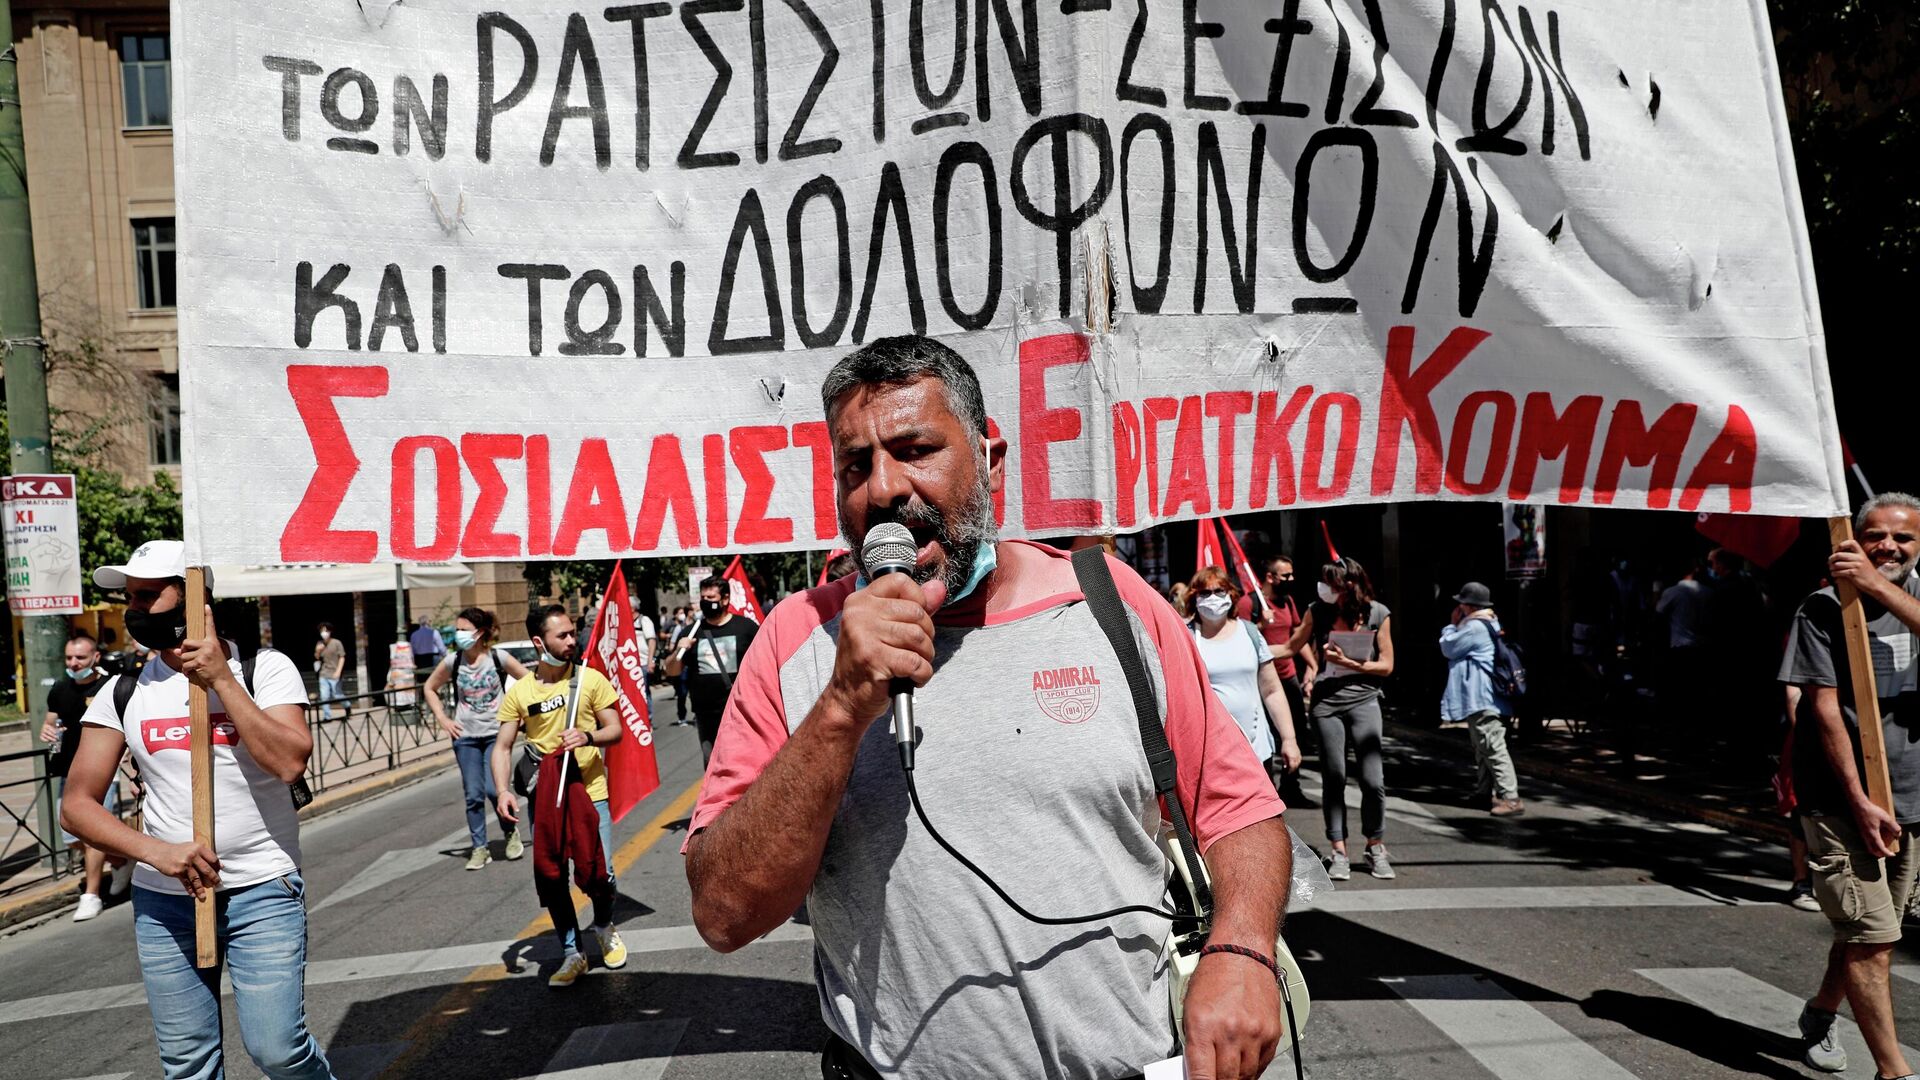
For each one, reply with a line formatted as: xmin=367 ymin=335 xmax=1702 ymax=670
xmin=186 ymin=567 xmax=217 ymax=968
xmin=1829 ymin=517 xmax=1896 ymax=819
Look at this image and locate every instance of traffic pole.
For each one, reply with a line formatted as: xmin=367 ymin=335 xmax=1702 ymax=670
xmin=2 ymin=8 xmax=77 ymax=868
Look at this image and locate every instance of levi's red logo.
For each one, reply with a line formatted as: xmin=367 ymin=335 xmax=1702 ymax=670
xmin=1031 ymin=666 xmax=1101 ymax=724
xmin=141 ymin=715 xmax=238 ymax=753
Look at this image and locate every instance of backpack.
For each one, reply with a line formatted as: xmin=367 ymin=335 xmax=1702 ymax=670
xmin=1490 ymin=629 xmax=1528 ymax=700
xmin=115 ymin=647 xmax=315 ymax=810
xmin=443 ymin=648 xmax=511 ymax=704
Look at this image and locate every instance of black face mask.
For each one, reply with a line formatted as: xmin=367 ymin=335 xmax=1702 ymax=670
xmin=700 ymin=599 xmax=726 ymax=619
xmin=126 ymin=604 xmax=188 ymax=650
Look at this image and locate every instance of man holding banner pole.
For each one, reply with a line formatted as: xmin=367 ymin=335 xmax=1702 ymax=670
xmin=60 ymin=541 xmax=332 ymax=1079
xmin=491 ymin=604 xmax=629 ymax=988
xmin=1781 ymin=495 xmax=1920 ymax=1079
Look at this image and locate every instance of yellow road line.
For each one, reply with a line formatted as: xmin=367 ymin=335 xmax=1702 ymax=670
xmin=375 ymin=778 xmax=704 ymax=1079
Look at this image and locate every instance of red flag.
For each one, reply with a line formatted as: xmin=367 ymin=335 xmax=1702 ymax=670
xmin=1196 ymin=518 xmax=1227 ymax=577
xmin=1694 ymin=513 xmax=1803 ymax=569
xmin=817 ymin=549 xmax=851 ymax=588
xmin=722 ymin=556 xmax=765 ymax=622
xmin=1319 ymin=519 xmax=1342 ymax=564
xmin=1217 ymin=520 xmax=1272 ymax=620
xmin=583 ymin=563 xmax=661 ymax=823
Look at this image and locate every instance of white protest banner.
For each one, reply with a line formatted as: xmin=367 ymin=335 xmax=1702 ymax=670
xmin=2 ymin=475 xmax=84 ymax=615
xmin=175 ymin=0 xmax=1845 ymax=564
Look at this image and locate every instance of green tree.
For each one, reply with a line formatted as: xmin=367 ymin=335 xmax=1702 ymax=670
xmin=1770 ymin=2 xmax=1918 ymax=484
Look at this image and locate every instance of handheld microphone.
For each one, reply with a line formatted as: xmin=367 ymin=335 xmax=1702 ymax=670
xmin=860 ymin=522 xmax=921 ymax=770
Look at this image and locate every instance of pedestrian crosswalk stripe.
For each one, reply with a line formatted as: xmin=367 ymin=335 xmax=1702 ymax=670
xmin=1894 ymin=965 xmax=1920 ymax=986
xmin=1386 ymin=973 xmax=1641 ymax=1079
xmin=1294 ymin=776 xmax=1468 ymax=840
xmin=537 ymin=1019 xmax=690 ymax=1080
xmin=1309 ymin=884 xmax=1736 ymax=914
xmin=0 ymin=922 xmax=815 ymax=1028
xmin=1637 ymin=967 xmax=1920 ymax=1074
xmin=314 ymin=828 xmax=471 ymax=912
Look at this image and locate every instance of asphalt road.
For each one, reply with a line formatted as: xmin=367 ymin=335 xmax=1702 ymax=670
xmin=0 ymin=687 xmax=1913 ymax=1080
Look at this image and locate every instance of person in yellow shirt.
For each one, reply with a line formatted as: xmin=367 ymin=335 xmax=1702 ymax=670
xmin=490 ymin=604 xmax=628 ymax=987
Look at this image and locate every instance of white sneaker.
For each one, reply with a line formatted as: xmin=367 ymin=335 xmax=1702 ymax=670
xmin=548 ymin=950 xmax=591 ymax=988
xmin=72 ymin=893 xmax=104 ymax=922
xmin=108 ymin=861 xmax=134 ymax=897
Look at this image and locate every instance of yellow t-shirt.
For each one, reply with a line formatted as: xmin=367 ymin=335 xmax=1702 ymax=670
xmin=497 ymin=665 xmax=619 ymax=802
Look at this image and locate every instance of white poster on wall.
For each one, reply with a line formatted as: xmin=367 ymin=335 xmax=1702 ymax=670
xmin=174 ymin=0 xmax=1845 ymax=564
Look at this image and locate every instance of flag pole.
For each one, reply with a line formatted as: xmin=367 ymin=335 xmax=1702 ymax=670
xmin=185 ymin=567 xmax=217 ymax=968
xmin=1829 ymin=516 xmax=1895 ymax=818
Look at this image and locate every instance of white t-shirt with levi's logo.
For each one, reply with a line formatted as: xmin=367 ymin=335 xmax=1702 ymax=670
xmin=82 ymin=646 xmax=307 ymax=895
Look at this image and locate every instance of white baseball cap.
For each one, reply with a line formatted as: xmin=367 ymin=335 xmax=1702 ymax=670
xmin=92 ymin=540 xmax=209 ymax=590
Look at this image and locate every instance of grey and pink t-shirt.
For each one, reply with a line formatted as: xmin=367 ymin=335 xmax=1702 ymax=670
xmin=689 ymin=541 xmax=1283 ymax=1079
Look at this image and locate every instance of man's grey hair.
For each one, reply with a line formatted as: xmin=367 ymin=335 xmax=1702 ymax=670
xmin=820 ymin=335 xmax=988 ymax=439
xmin=1858 ymin=492 xmax=1920 ymax=532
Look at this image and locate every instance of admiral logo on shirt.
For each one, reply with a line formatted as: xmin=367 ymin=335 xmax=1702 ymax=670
xmin=1031 ymin=666 xmax=1102 ymax=724
xmin=142 ymin=715 xmax=238 ymax=753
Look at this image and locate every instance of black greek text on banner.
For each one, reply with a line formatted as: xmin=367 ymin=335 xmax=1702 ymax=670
xmin=174 ymin=0 xmax=1844 ymax=563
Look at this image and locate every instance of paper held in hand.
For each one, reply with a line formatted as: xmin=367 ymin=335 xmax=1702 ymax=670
xmin=1328 ymin=630 xmax=1374 ymax=664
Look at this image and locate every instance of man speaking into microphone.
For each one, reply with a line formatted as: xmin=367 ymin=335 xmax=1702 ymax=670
xmin=684 ymin=336 xmax=1292 ymax=1080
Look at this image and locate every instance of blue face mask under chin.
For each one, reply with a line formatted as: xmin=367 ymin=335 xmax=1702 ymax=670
xmin=945 ymin=540 xmax=998 ymax=606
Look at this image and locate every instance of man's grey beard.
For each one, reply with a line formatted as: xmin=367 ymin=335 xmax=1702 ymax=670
xmin=845 ymin=476 xmax=998 ymax=600
xmin=1879 ymin=554 xmax=1918 ymax=584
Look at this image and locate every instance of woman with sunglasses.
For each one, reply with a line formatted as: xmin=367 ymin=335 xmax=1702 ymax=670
xmin=1186 ymin=567 xmax=1303 ymax=782
xmin=1287 ymin=557 xmax=1397 ymax=881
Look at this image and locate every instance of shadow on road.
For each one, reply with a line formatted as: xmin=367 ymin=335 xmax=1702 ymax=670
xmin=1584 ymin=989 xmax=1809 ymax=1080
xmin=330 ymin=969 xmax=823 ymax=1079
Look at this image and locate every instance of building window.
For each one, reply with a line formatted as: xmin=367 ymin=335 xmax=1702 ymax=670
xmin=133 ymin=218 xmax=176 ymax=309
xmin=151 ymin=375 xmax=182 ymax=466
xmin=120 ymin=34 xmax=172 ymax=128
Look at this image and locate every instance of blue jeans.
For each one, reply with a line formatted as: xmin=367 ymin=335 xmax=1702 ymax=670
xmin=529 ymin=797 xmax=616 ymax=953
xmin=133 ymin=872 xmax=334 ymax=1080
xmin=452 ymin=735 xmax=513 ymax=849
xmin=317 ymin=677 xmax=343 ymax=721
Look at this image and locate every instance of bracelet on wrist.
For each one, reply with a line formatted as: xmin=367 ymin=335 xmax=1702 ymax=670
xmin=1197 ymin=942 xmax=1282 ymax=981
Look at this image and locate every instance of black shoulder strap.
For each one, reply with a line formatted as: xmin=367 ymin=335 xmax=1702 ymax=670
xmin=1070 ymin=547 xmax=1214 ymax=915
xmin=113 ymin=671 xmax=136 ymax=720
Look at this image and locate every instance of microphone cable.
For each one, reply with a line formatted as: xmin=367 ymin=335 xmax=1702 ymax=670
xmin=903 ymin=761 xmax=1309 ymax=1079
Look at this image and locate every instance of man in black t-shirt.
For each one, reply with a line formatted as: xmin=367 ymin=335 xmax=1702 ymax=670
xmin=664 ymin=576 xmax=758 ymax=767
xmin=1780 ymin=494 xmax=1920 ymax=1079
xmin=38 ymin=631 xmax=128 ymax=921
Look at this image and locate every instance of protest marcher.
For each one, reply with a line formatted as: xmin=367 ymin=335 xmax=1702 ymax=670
xmin=684 ymin=336 xmax=1291 ymax=1080
xmin=665 ymin=607 xmax=695 ymax=725
xmin=825 ymin=550 xmax=859 ymax=582
xmin=40 ymin=630 xmax=132 ymax=920
xmin=1440 ymin=583 xmax=1523 ymax=816
xmin=1656 ymin=556 xmax=1714 ymax=723
xmin=422 ymin=608 xmax=531 ymax=869
xmin=1190 ymin=566 xmax=1302 ymax=777
xmin=1291 ymin=557 xmax=1397 ymax=881
xmin=1782 ymin=494 xmax=1920 ymax=1079
xmin=490 ymin=605 xmax=628 ymax=988
xmin=1237 ymin=554 xmax=1308 ymax=794
xmin=313 ymin=622 xmax=346 ymax=720
xmin=628 ymin=596 xmax=658 ymax=682
xmin=409 ymin=615 xmax=446 ymax=672
xmin=1777 ymin=683 xmax=1822 ymax=912
xmin=663 ymin=578 xmax=758 ymax=769
xmin=61 ymin=541 xmax=334 ymax=1079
